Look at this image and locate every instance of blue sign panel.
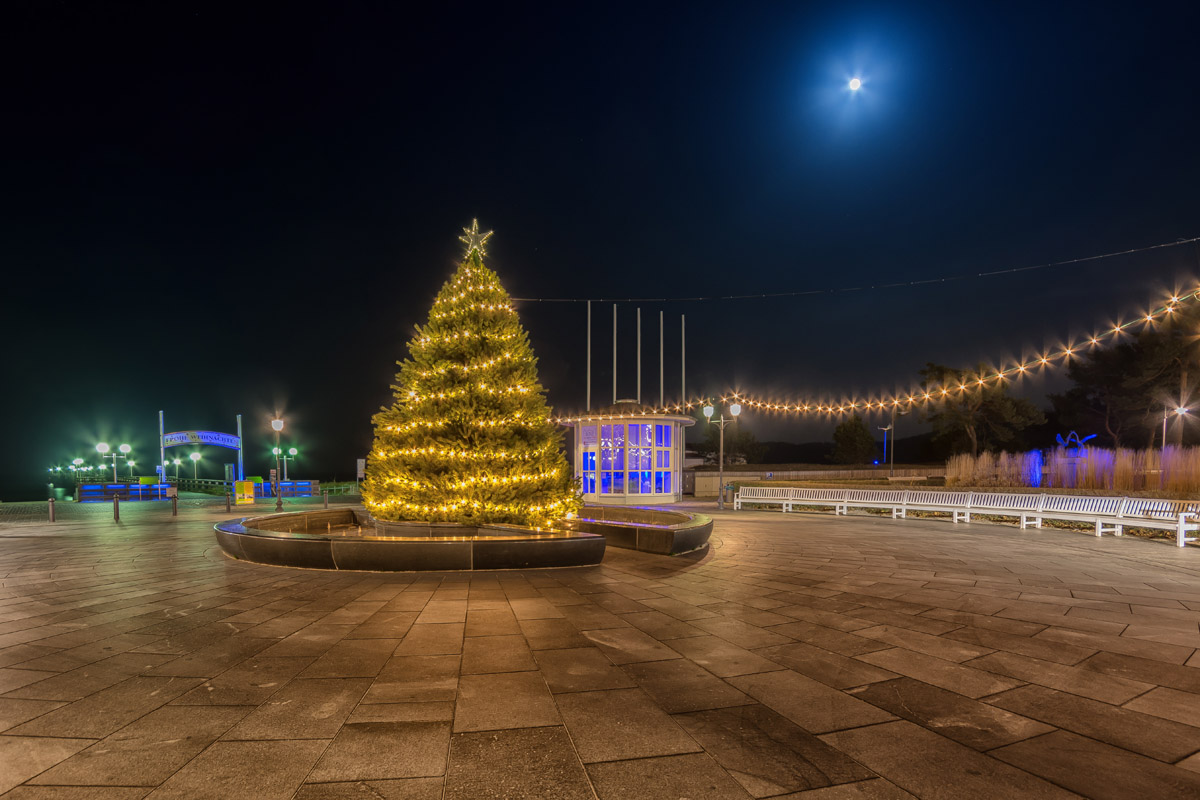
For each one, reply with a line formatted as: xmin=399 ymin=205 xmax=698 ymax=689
xmin=163 ymin=430 xmax=242 ymax=449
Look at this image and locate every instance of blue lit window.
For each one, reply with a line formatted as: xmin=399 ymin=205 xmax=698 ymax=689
xmin=656 ymin=425 xmax=671 ymax=448
xmin=582 ymin=451 xmax=596 ymax=494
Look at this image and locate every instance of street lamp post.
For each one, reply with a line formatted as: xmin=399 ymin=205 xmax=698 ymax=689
xmin=189 ymin=451 xmax=201 ymax=480
xmin=172 ymin=458 xmax=181 ymax=482
xmin=877 ymin=424 xmax=891 ymax=473
xmin=1164 ymin=406 xmax=1189 ymax=452
xmin=880 ymin=404 xmax=909 ymax=477
xmin=702 ymin=402 xmax=742 ymax=510
xmin=271 ymin=417 xmax=285 ymax=512
xmin=273 ymin=446 xmax=297 ymax=481
xmin=96 ymin=443 xmax=131 ymax=483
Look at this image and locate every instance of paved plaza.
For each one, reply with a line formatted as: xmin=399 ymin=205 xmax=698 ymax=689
xmin=3 ymin=504 xmax=1200 ymax=798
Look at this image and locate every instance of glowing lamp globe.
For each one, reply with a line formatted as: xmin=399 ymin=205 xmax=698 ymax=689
xmin=288 ymin=448 xmax=298 ymax=456
xmin=702 ymin=405 xmax=714 ymax=419
xmin=730 ymin=403 xmax=742 ymax=417
xmin=118 ymin=444 xmax=131 ymax=454
xmin=189 ymin=453 xmax=201 ymax=462
xmin=848 ymin=77 xmax=862 ymax=91
xmin=271 ymin=419 xmax=284 ymax=432
xmin=96 ymin=443 xmax=110 ymax=454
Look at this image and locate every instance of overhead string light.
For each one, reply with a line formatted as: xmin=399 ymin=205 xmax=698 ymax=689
xmin=552 ymin=289 xmax=1200 ymax=421
xmin=553 ymin=401 xmax=703 ymax=424
xmin=727 ymin=289 xmax=1200 ymax=416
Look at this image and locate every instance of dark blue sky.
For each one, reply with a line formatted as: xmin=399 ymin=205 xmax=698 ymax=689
xmin=4 ymin=1 xmax=1200 ymax=498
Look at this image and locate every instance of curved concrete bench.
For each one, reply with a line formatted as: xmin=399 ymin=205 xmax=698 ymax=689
xmin=214 ymin=508 xmax=605 ymax=571
xmin=560 ymin=506 xmax=713 ymax=555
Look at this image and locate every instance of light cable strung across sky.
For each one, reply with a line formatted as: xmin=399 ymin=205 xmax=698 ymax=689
xmin=552 ymin=287 xmax=1200 ymax=422
xmin=517 ymin=235 xmax=1200 ymax=304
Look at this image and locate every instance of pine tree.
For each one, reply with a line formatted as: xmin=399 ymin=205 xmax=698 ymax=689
xmin=831 ymin=414 xmax=878 ymax=464
xmin=363 ymin=221 xmax=581 ymax=526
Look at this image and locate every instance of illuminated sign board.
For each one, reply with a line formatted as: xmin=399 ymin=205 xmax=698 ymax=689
xmin=163 ymin=431 xmax=242 ymax=449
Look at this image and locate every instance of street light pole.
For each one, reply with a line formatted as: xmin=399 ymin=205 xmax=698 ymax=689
xmin=96 ymin=443 xmax=131 ymax=484
xmin=271 ymin=417 xmax=285 ymax=512
xmin=272 ymin=447 xmax=297 ymax=481
xmin=703 ymin=402 xmax=742 ymax=510
xmin=1165 ymin=406 xmax=1189 ymax=452
xmin=890 ymin=404 xmax=897 ymax=476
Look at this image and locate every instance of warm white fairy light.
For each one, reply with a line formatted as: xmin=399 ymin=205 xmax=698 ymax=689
xmin=553 ymin=290 xmax=1200 ymax=421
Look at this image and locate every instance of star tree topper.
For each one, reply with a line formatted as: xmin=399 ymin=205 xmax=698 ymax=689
xmin=459 ymin=218 xmax=494 ymax=258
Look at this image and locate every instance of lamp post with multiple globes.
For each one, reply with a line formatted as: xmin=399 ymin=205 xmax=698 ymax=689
xmin=273 ymin=446 xmax=298 ymax=481
xmin=95 ymin=443 xmax=131 ymax=483
xmin=702 ymin=402 xmax=741 ymax=510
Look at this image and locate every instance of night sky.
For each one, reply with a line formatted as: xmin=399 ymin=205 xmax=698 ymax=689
xmin=5 ymin=1 xmax=1200 ymax=500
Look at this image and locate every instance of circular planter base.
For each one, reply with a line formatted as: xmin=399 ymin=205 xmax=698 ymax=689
xmin=214 ymin=508 xmax=605 ymax=572
xmin=213 ymin=505 xmax=713 ymax=571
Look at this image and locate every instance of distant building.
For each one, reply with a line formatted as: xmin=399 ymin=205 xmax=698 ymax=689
xmin=561 ymin=401 xmax=695 ymax=505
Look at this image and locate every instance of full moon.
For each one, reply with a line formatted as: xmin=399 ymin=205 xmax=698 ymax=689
xmin=848 ymin=77 xmax=862 ymax=91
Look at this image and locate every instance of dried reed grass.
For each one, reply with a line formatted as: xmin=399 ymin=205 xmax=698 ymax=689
xmin=945 ymin=446 xmax=1200 ymax=495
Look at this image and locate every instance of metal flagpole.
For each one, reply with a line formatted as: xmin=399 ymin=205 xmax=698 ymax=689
xmin=612 ymin=304 xmax=617 ymax=405
xmin=681 ymin=314 xmax=686 ymax=404
xmin=586 ymin=301 xmax=591 ymax=411
xmin=637 ymin=308 xmax=642 ymax=404
xmin=159 ymin=411 xmax=165 ymax=485
xmin=659 ymin=310 xmax=664 ymax=406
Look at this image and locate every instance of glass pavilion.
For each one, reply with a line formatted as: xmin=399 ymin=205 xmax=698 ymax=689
xmin=563 ymin=403 xmax=694 ymax=505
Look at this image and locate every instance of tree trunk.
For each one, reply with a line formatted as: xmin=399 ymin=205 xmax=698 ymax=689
xmin=1103 ymin=399 xmax=1121 ymax=448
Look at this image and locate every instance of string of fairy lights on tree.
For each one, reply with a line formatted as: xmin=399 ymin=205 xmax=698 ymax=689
xmin=552 ymin=288 xmax=1200 ymax=422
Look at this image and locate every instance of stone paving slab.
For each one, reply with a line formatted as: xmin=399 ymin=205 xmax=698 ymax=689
xmin=4 ymin=506 xmax=1200 ymax=796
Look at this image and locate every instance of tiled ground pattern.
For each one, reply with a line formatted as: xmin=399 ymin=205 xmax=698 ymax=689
xmin=0 ymin=494 xmax=357 ymax=524
xmin=3 ymin=505 xmax=1200 ymax=798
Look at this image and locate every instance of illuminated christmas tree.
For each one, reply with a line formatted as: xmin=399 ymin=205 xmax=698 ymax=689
xmin=363 ymin=220 xmax=581 ymax=526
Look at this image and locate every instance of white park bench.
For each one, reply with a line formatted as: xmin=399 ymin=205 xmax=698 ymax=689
xmin=838 ymin=489 xmax=908 ymax=518
xmin=732 ymin=486 xmax=1200 ymax=547
xmin=729 ymin=486 xmax=794 ymax=511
